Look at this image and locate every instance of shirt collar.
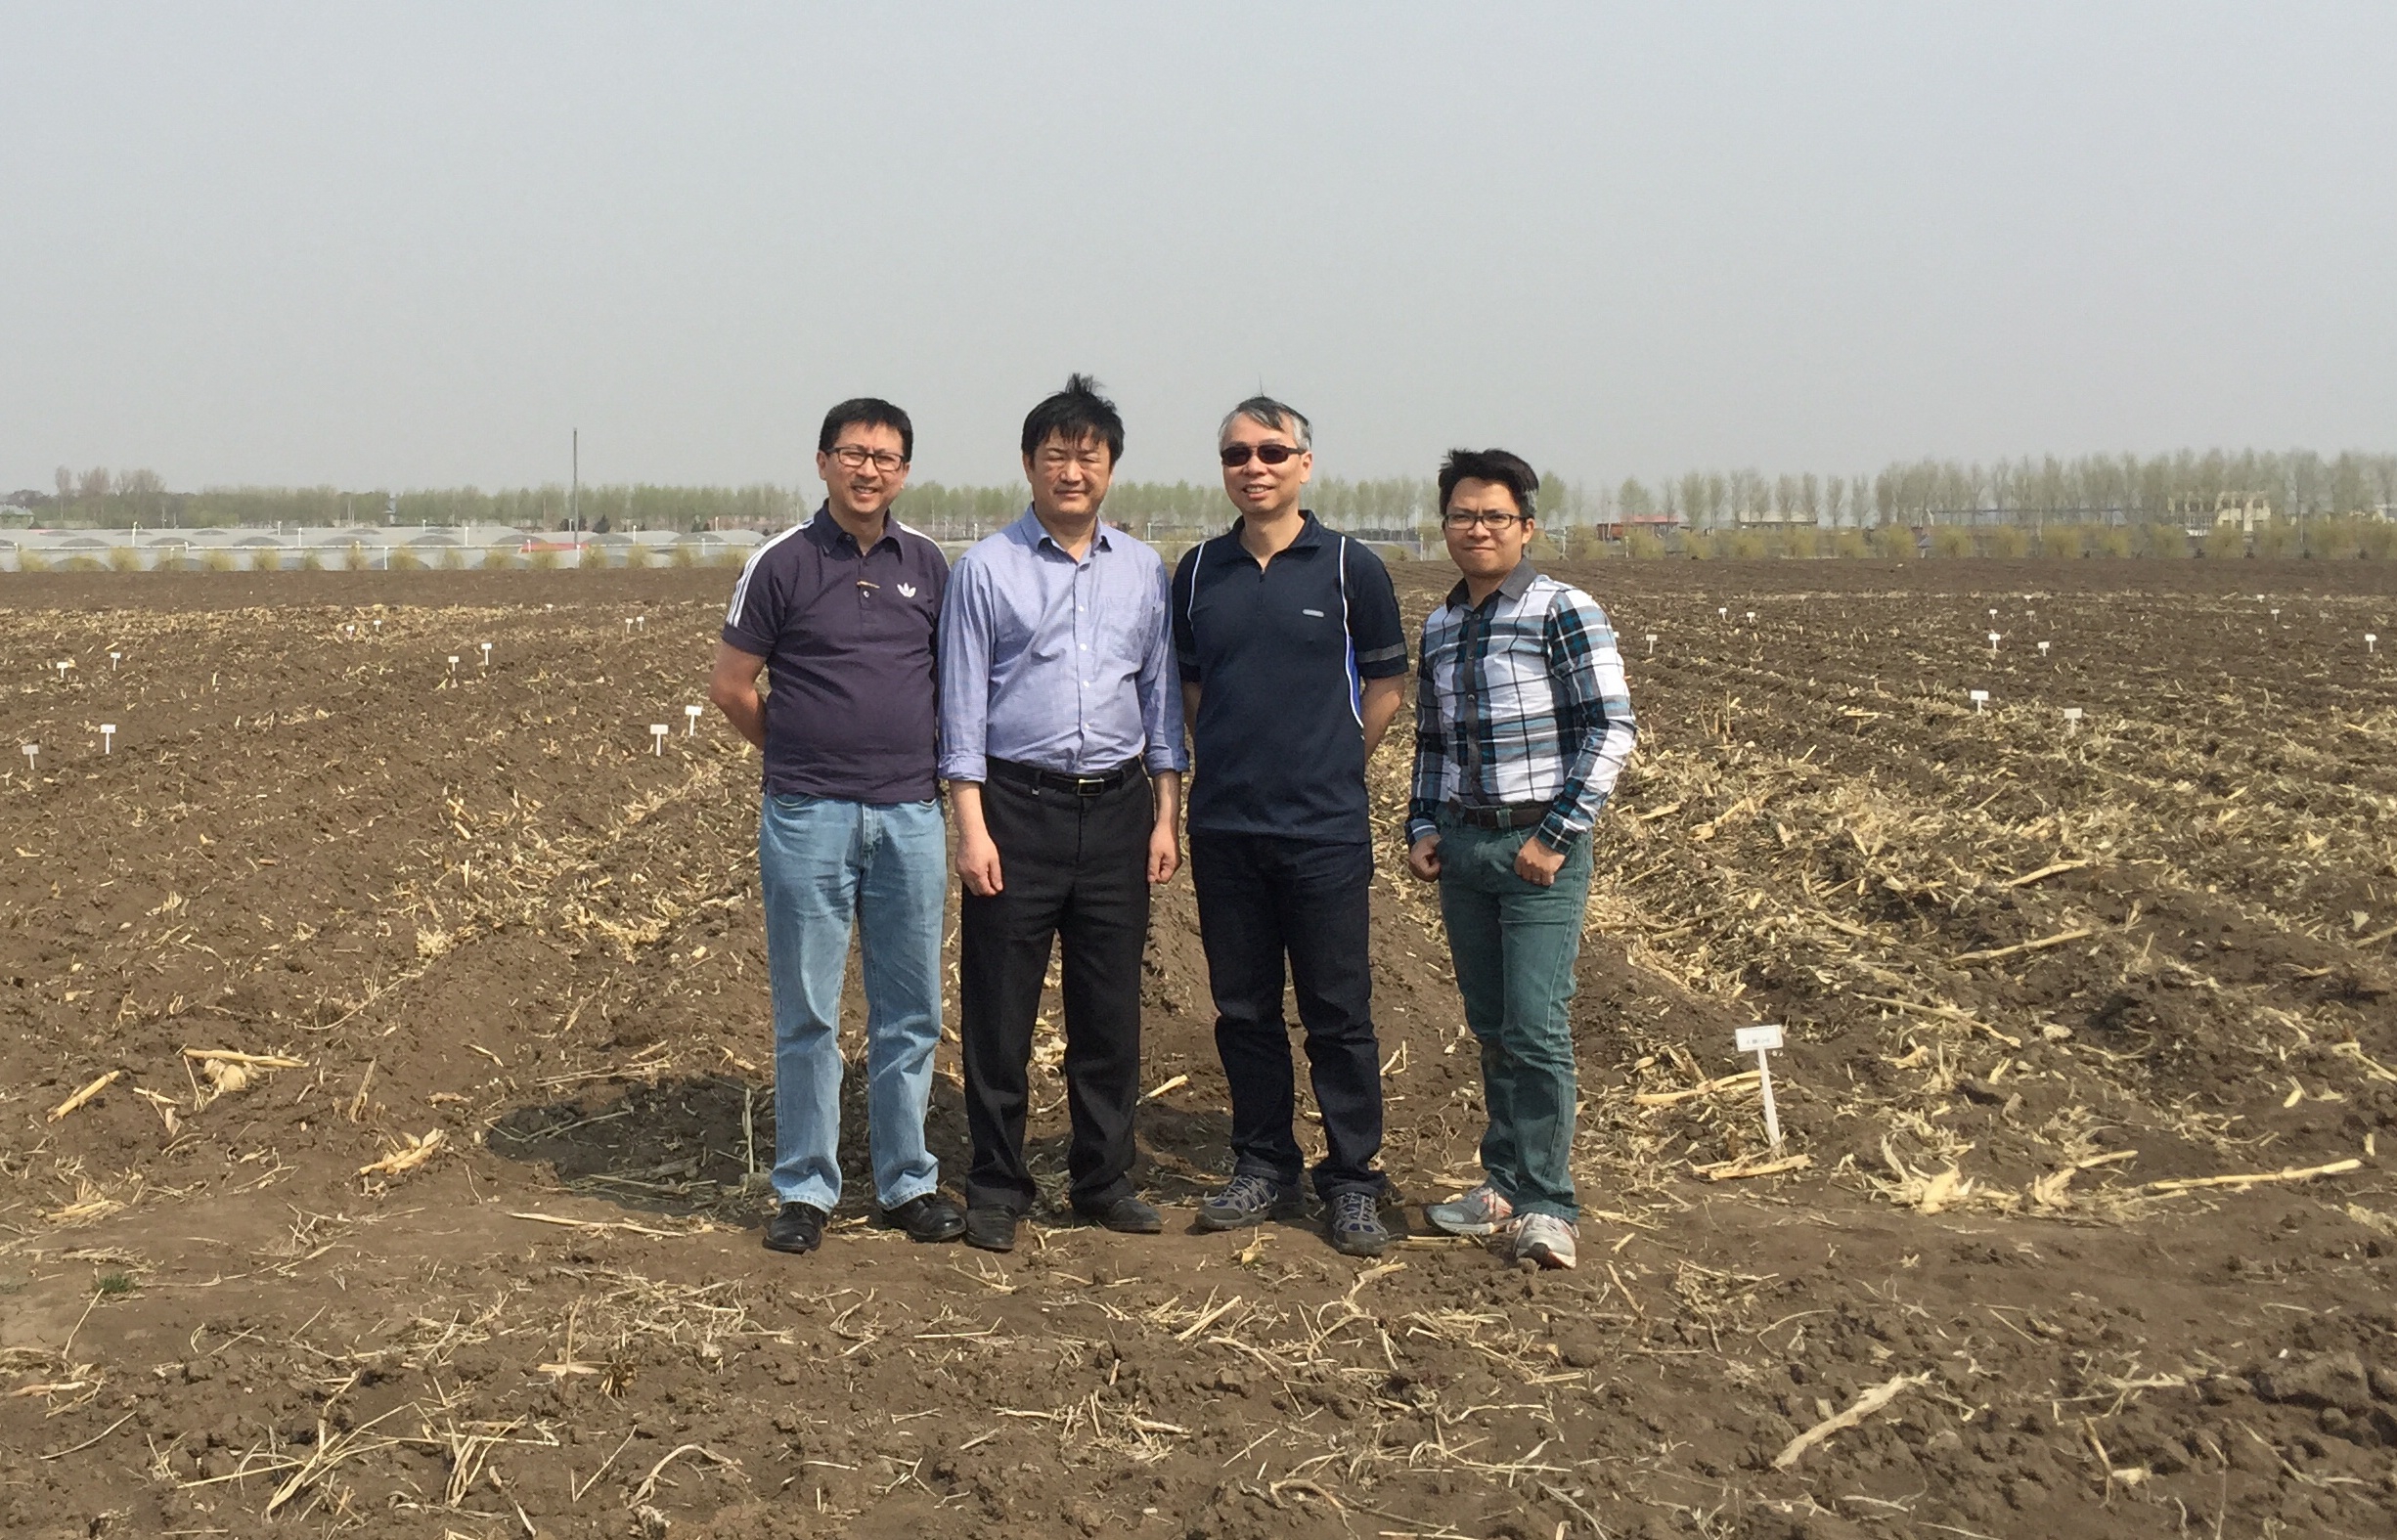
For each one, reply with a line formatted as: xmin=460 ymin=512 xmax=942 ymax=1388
xmin=1015 ymin=506 xmax=1115 ymax=556
xmin=1226 ymin=510 xmax=1326 ymax=552
xmin=1444 ymin=558 xmax=1538 ymax=612
xmin=807 ymin=504 xmax=899 ymax=554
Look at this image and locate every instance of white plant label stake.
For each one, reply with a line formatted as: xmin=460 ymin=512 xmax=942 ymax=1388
xmin=2370 ymin=634 xmax=2380 ymax=655
xmin=2064 ymin=707 xmax=2083 ymax=733
xmin=637 ymin=615 xmax=647 ymax=632
xmin=109 ymin=651 xmax=120 ymax=671
xmin=20 ymin=744 xmax=36 ymax=775
xmin=684 ymin=704 xmax=702 ymax=736
xmin=1645 ymin=633 xmax=1658 ymax=655
xmin=649 ymin=723 xmax=669 ymax=755
xmin=478 ymin=641 xmax=492 ymax=669
xmin=1718 ymin=607 xmax=1728 ymax=620
xmin=624 ymin=619 xmax=634 ymax=635
xmin=1736 ymin=1023 xmax=1786 ymax=1153
xmin=55 ymin=661 xmax=70 ymax=681
xmin=1746 ymin=610 xmax=1756 ymax=624
xmin=2038 ymin=640 xmax=2051 ymax=657
xmin=1969 ymin=689 xmax=1989 ymax=713
xmin=1987 ymin=631 xmax=2001 ymax=653
xmin=99 ymin=724 xmax=115 ymax=755
xmin=447 ymin=655 xmax=460 ymax=678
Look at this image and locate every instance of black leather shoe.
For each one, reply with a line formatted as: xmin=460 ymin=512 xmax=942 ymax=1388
xmin=1078 ymin=1196 xmax=1164 ymax=1234
xmin=881 ymin=1193 xmax=965 ymax=1244
xmin=762 ymin=1201 xmax=827 ymax=1255
xmin=963 ymin=1206 xmax=1018 ymax=1253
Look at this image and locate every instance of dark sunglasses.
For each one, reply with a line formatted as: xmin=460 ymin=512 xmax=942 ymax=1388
xmin=1219 ymin=442 xmax=1304 ymax=468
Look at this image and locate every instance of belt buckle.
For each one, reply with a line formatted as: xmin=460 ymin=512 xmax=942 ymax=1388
xmin=1073 ymin=774 xmax=1106 ymax=797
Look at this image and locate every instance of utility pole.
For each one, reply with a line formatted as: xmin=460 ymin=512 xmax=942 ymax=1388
xmin=571 ymin=429 xmax=580 ymax=540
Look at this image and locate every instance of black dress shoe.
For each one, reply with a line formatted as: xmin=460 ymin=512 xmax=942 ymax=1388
xmin=881 ymin=1193 xmax=965 ymax=1244
xmin=962 ymin=1206 xmax=1018 ymax=1253
xmin=762 ymin=1202 xmax=827 ymax=1255
xmin=1078 ymin=1196 xmax=1164 ymax=1234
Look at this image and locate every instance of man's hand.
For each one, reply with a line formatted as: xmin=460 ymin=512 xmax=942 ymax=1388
xmin=956 ymin=829 xmax=1004 ymax=898
xmin=1514 ymin=835 xmax=1567 ymax=887
xmin=1146 ymin=769 xmax=1183 ymax=886
xmin=950 ymin=782 xmax=1003 ymax=897
xmin=1405 ymin=833 xmax=1443 ymax=882
xmin=1147 ymin=821 xmax=1180 ymax=885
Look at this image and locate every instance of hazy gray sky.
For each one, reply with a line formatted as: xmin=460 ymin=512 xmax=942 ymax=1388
xmin=5 ymin=3 xmax=2393 ymax=494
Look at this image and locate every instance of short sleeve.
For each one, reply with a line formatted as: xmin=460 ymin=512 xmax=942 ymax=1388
xmin=1171 ymin=544 xmax=1203 ymax=683
xmin=1343 ymin=541 xmax=1408 ymax=679
xmin=722 ymin=543 xmax=782 ymax=656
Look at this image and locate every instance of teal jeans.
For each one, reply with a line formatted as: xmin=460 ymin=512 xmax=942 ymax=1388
xmin=1435 ymin=815 xmax=1594 ymax=1222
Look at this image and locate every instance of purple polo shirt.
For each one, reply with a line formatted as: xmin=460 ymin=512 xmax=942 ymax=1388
xmin=722 ymin=506 xmax=950 ymax=804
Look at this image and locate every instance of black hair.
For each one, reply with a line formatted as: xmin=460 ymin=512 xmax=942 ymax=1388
xmin=1020 ymin=374 xmax=1124 ymax=463
xmin=1438 ymin=448 xmax=1539 ymax=519
xmin=819 ymin=398 xmax=913 ymax=462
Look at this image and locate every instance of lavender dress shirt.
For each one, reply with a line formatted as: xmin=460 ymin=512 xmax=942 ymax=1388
xmin=938 ymin=508 xmax=1187 ymax=782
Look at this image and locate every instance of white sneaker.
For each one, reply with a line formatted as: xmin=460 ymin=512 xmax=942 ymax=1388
xmin=1425 ymin=1182 xmax=1515 ymax=1237
xmin=1511 ymin=1212 xmax=1577 ymax=1270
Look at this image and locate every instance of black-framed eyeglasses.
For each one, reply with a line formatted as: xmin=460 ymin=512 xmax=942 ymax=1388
xmin=829 ymin=445 xmax=907 ymax=473
xmin=1219 ymin=442 xmax=1304 ymax=468
xmin=1442 ymin=509 xmax=1531 ymax=530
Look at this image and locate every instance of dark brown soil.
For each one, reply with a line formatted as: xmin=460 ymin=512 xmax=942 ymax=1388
xmin=2 ymin=559 xmax=2394 ymax=1539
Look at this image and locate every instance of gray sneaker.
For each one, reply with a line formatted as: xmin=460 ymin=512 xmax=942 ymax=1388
xmin=1195 ymin=1172 xmax=1305 ymax=1231
xmin=1425 ymin=1182 xmax=1514 ymax=1237
xmin=1327 ymin=1190 xmax=1394 ymax=1257
xmin=1510 ymin=1212 xmax=1578 ymax=1270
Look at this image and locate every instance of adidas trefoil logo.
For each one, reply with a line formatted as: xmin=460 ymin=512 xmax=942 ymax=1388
xmin=897 ymin=584 xmax=918 ymax=598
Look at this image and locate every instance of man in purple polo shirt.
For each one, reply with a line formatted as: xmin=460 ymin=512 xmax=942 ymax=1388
xmin=710 ymin=397 xmax=963 ymax=1255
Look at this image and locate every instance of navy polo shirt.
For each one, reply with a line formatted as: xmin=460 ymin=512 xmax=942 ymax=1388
xmin=722 ymin=506 xmax=950 ymax=804
xmin=1172 ymin=513 xmax=1408 ymax=844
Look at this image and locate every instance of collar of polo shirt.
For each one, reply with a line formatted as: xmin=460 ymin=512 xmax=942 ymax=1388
xmin=1231 ymin=511 xmax=1327 ymax=552
xmin=807 ymin=504 xmax=900 ymax=553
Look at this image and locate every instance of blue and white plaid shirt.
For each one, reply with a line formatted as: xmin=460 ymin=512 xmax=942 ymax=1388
xmin=1406 ymin=561 xmax=1636 ymax=853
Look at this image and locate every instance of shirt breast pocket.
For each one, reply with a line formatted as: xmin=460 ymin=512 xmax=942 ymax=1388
xmin=1106 ymin=599 xmax=1161 ymax=673
xmin=1289 ymin=602 xmax=1345 ymax=656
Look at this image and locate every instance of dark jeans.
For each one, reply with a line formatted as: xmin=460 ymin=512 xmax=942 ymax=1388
xmin=1189 ymin=831 xmax=1384 ymax=1201
xmin=1435 ymin=815 xmax=1594 ymax=1222
xmin=958 ymin=768 xmax=1151 ymax=1214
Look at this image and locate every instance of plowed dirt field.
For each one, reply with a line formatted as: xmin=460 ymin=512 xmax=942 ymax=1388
xmin=3 ymin=559 xmax=2395 ymax=1540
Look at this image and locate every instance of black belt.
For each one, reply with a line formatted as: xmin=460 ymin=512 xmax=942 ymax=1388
xmin=1448 ymin=801 xmax=1551 ymax=830
xmin=987 ymin=756 xmax=1144 ymax=797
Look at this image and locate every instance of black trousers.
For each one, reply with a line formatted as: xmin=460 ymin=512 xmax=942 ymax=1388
xmin=1189 ymin=831 xmax=1385 ymax=1200
xmin=958 ymin=767 xmax=1151 ymax=1214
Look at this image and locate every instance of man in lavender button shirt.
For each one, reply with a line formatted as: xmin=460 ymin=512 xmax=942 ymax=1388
xmin=938 ymin=374 xmax=1187 ymax=1252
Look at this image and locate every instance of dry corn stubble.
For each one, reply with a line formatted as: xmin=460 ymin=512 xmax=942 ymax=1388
xmin=1 ymin=563 xmax=2394 ymax=1539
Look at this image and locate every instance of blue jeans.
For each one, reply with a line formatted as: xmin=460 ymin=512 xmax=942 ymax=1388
xmin=757 ymin=794 xmax=945 ymax=1213
xmin=1436 ymin=815 xmax=1594 ymax=1222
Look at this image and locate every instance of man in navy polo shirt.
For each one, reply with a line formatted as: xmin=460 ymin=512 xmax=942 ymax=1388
xmin=1172 ymin=396 xmax=1410 ymax=1257
xmin=710 ymin=397 xmax=963 ymax=1256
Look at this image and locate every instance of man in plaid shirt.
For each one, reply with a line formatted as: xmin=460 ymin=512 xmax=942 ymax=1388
xmin=1404 ymin=449 xmax=1635 ymax=1270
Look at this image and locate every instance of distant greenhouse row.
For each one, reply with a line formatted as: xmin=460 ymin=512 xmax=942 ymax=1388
xmin=0 ymin=525 xmax=767 ymax=572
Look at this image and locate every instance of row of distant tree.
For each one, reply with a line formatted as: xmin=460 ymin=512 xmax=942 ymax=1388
xmin=11 ymin=447 xmax=2392 ymax=535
